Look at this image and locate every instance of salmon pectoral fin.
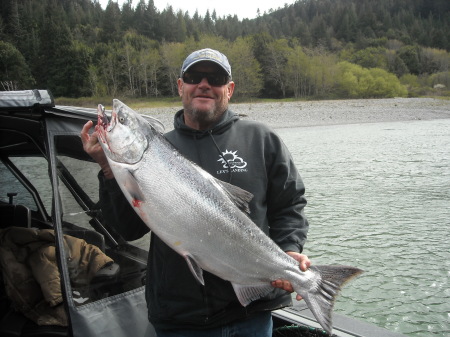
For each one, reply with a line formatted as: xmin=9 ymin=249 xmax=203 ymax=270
xmin=184 ymin=254 xmax=205 ymax=286
xmin=124 ymin=169 xmax=146 ymax=203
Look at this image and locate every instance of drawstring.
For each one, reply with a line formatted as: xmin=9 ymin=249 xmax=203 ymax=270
xmin=208 ymin=130 xmax=233 ymax=183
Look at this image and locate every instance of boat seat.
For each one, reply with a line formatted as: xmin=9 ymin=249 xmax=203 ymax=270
xmin=0 ymin=203 xmax=31 ymax=229
xmin=0 ymin=310 xmax=67 ymax=337
xmin=63 ymin=229 xmax=121 ymax=299
xmin=64 ymin=228 xmax=106 ymax=252
xmin=0 ymin=227 xmax=117 ymax=336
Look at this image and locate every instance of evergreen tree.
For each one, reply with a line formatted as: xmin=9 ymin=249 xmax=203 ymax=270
xmin=398 ymin=45 xmax=421 ymax=74
xmin=34 ymin=1 xmax=75 ymax=96
xmin=2 ymin=0 xmax=449 ymax=99
xmin=65 ymin=41 xmax=93 ymax=97
xmin=0 ymin=41 xmax=35 ymax=90
xmin=100 ymin=0 xmax=122 ymax=43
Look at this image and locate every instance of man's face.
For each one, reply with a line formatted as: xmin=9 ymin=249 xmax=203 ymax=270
xmin=177 ymin=62 xmax=235 ymax=130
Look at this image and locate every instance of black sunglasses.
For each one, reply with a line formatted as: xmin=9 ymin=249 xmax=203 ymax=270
xmin=182 ymin=71 xmax=230 ymax=86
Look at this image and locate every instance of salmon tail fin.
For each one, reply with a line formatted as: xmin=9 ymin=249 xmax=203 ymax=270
xmin=301 ymin=265 xmax=363 ymax=335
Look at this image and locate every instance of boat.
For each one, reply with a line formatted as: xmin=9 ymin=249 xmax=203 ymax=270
xmin=0 ymin=90 xmax=406 ymax=337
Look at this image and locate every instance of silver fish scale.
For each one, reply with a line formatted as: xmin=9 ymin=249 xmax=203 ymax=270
xmin=99 ymin=100 xmax=363 ymax=335
xmin=114 ymin=128 xmax=301 ymax=286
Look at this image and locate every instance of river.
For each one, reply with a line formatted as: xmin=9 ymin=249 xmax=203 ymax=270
xmin=1 ymin=109 xmax=448 ymax=336
xmin=276 ymin=118 xmax=449 ymax=336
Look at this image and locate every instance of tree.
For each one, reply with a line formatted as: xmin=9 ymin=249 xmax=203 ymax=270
xmin=204 ymin=10 xmax=215 ymax=35
xmin=336 ymin=61 xmax=407 ymax=98
xmin=100 ymin=0 xmax=122 ymax=42
xmin=134 ymin=0 xmax=161 ymax=40
xmin=192 ymin=34 xmax=230 ymax=54
xmin=228 ymin=37 xmax=263 ymax=98
xmin=285 ymin=44 xmax=310 ymax=98
xmin=398 ymin=45 xmax=420 ymax=74
xmin=305 ymin=46 xmax=338 ymax=97
xmin=64 ymin=41 xmax=93 ymax=97
xmin=419 ymin=47 xmax=450 ymax=74
xmin=159 ymin=42 xmax=186 ymax=96
xmin=119 ymin=32 xmax=162 ymax=97
xmin=265 ymin=39 xmax=291 ymax=97
xmin=121 ymin=0 xmax=135 ymax=31
xmin=137 ymin=47 xmax=161 ymax=97
xmin=0 ymin=41 xmax=35 ymax=90
xmin=335 ymin=4 xmax=357 ymax=42
xmin=120 ymin=41 xmax=139 ymax=96
xmin=5 ymin=0 xmax=26 ymax=49
xmin=349 ymin=47 xmax=388 ymax=70
xmin=1 ymin=0 xmax=449 ymax=99
xmin=400 ymin=73 xmax=420 ymax=91
xmin=386 ymin=51 xmax=409 ymax=77
xmin=251 ymin=34 xmax=290 ymax=98
xmin=35 ymin=1 xmax=75 ymax=97
xmin=100 ymin=43 xmax=121 ymax=96
xmin=160 ymin=6 xmax=179 ymax=42
xmin=310 ymin=14 xmax=330 ymax=47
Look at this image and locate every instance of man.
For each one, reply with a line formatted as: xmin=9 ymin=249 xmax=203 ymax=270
xmin=81 ymin=48 xmax=310 ymax=337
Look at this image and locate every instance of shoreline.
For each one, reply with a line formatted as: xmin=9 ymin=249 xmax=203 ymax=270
xmin=139 ymin=97 xmax=450 ymax=131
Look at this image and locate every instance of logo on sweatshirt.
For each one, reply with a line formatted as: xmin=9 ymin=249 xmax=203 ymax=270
xmin=217 ymin=149 xmax=248 ymax=175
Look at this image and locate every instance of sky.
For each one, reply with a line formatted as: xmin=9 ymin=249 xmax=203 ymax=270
xmin=98 ymin=0 xmax=297 ymax=20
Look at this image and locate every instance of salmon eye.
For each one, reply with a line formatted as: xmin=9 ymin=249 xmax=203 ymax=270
xmin=117 ymin=106 xmax=128 ymax=124
xmin=117 ymin=111 xmax=126 ymax=124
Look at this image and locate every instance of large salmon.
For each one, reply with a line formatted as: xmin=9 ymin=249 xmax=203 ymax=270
xmin=95 ymin=99 xmax=363 ymax=335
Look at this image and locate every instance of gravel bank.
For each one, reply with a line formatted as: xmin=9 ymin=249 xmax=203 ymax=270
xmin=139 ymin=97 xmax=450 ymax=131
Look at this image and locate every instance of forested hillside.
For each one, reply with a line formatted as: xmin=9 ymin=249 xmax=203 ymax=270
xmin=1 ymin=0 xmax=449 ymax=99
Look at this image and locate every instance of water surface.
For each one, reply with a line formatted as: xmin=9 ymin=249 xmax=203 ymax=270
xmin=277 ymin=119 xmax=449 ymax=336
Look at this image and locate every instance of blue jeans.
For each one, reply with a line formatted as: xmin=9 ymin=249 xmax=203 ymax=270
xmin=154 ymin=311 xmax=273 ymax=337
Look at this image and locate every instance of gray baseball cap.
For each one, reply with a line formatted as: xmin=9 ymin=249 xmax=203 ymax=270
xmin=180 ymin=48 xmax=232 ymax=78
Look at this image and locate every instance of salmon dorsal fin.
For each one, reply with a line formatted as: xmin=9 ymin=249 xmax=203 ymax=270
xmin=215 ymin=178 xmax=254 ymax=214
xmin=145 ymin=116 xmax=165 ymax=134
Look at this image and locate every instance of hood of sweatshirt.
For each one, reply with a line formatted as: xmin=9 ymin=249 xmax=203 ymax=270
xmin=173 ymin=109 xmax=240 ymax=138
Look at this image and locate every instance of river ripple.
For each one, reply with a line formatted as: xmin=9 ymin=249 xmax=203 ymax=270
xmin=277 ymin=119 xmax=450 ymax=336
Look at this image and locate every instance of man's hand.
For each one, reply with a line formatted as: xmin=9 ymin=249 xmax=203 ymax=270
xmin=80 ymin=121 xmax=114 ymax=179
xmin=271 ymin=252 xmax=311 ymax=301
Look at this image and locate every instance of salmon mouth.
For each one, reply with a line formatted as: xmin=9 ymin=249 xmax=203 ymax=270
xmin=96 ymin=104 xmax=116 ymax=146
xmin=97 ymin=104 xmax=109 ymax=129
xmin=96 ymin=104 xmax=117 ymax=135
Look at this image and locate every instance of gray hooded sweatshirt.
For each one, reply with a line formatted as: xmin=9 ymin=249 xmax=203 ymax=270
xmin=99 ymin=109 xmax=309 ymax=330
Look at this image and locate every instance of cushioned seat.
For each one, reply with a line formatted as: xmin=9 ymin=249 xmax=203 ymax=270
xmin=0 ymin=204 xmax=31 ymax=229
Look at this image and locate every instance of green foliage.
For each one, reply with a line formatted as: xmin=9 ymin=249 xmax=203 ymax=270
xmin=0 ymin=41 xmax=35 ymax=90
xmin=336 ymin=62 xmax=407 ymax=98
xmin=398 ymin=46 xmax=421 ymax=75
xmin=401 ymin=72 xmax=450 ymax=97
xmin=307 ymin=49 xmax=339 ymax=98
xmin=429 ymin=72 xmax=450 ymax=88
xmin=419 ymin=47 xmax=450 ymax=74
xmin=348 ymin=47 xmax=388 ymax=70
xmin=285 ymin=44 xmax=310 ymax=98
xmin=159 ymin=42 xmax=186 ymax=96
xmin=65 ymin=41 xmax=93 ymax=97
xmin=0 ymin=0 xmax=448 ymax=99
xmin=400 ymin=74 xmax=420 ymax=89
xmin=228 ymin=37 xmax=263 ymax=97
